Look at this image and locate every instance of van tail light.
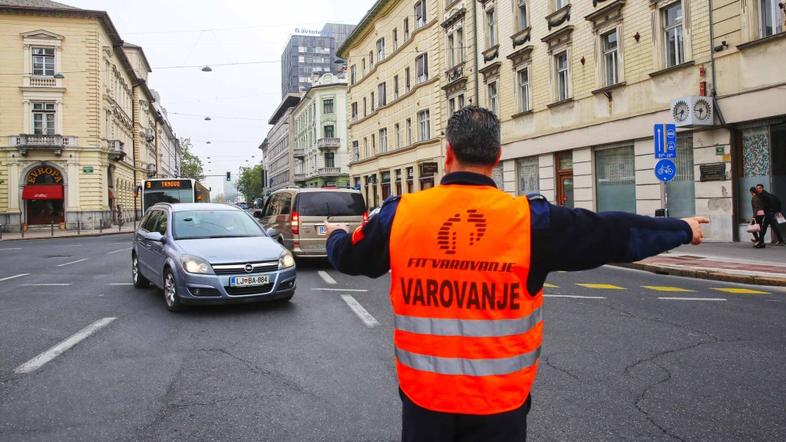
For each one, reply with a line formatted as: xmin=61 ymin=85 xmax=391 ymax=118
xmin=291 ymin=211 xmax=300 ymax=235
xmin=363 ymin=211 xmax=368 ymax=223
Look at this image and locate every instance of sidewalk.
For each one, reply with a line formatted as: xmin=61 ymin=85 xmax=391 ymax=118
xmin=626 ymin=241 xmax=786 ymax=286
xmin=0 ymin=224 xmax=136 ymax=241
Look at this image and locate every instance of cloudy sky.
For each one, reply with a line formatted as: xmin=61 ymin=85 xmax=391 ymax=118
xmin=64 ymin=0 xmax=371 ymax=194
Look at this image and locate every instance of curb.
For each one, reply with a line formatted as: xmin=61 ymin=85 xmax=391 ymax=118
xmin=615 ymin=262 xmax=786 ymax=287
xmin=0 ymin=230 xmax=134 ymax=242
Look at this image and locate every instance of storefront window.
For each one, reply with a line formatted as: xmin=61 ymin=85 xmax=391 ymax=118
xmin=381 ymin=171 xmax=391 ymax=200
xmin=420 ymin=162 xmax=437 ymax=190
xmin=666 ymin=134 xmax=696 ymax=218
xmin=516 ymin=157 xmax=539 ymax=195
xmin=596 ymin=146 xmax=635 ymax=213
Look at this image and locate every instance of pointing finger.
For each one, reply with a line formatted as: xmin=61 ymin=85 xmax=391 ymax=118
xmin=696 ymin=216 xmax=711 ymax=224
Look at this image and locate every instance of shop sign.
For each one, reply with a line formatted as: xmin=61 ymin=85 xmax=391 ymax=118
xmin=699 ymin=163 xmax=726 ymax=182
xmin=26 ymin=166 xmax=63 ymax=185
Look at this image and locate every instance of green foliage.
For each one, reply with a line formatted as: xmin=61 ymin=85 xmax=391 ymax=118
xmin=179 ymin=138 xmax=204 ymax=180
xmin=236 ymin=164 xmax=264 ymax=203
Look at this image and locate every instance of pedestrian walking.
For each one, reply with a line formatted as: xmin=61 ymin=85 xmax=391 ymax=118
xmin=749 ymin=187 xmax=766 ymax=247
xmin=755 ymin=184 xmax=784 ymax=245
xmin=324 ymin=106 xmax=709 ymax=442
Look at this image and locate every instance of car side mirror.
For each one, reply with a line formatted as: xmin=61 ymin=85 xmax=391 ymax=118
xmin=145 ymin=231 xmax=165 ymax=242
xmin=265 ymin=228 xmax=278 ymax=238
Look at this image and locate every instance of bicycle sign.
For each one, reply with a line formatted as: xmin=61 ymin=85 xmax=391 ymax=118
xmin=655 ymin=159 xmax=677 ymax=182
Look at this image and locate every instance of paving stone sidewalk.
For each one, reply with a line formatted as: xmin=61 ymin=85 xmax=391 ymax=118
xmin=0 ymin=224 xmax=136 ymax=241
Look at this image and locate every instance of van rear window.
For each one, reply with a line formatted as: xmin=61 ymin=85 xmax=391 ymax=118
xmin=296 ymin=192 xmax=366 ymax=216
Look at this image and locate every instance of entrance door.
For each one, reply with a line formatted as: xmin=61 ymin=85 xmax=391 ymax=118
xmin=555 ymin=152 xmax=574 ymax=208
xmin=23 ymin=165 xmax=66 ymax=225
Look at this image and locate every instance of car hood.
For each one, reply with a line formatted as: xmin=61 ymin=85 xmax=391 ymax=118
xmin=176 ymin=236 xmax=284 ymax=264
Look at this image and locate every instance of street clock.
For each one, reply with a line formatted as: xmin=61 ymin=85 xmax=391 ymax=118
xmin=670 ymin=96 xmax=715 ymax=127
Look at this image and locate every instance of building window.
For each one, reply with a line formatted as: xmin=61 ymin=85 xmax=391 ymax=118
xmin=323 ymin=99 xmax=334 ymax=114
xmin=371 ymin=134 xmax=376 ymax=154
xmin=760 ymin=0 xmax=784 ymax=37
xmin=378 ymin=82 xmax=387 ymax=107
xmin=518 ymin=0 xmax=529 ymax=31
xmin=487 ymin=81 xmax=498 ymax=115
xmin=369 ymin=50 xmax=374 ymax=67
xmin=404 ymin=18 xmax=410 ymax=40
xmin=376 ymin=38 xmax=386 ymax=61
xmin=663 ymin=2 xmax=684 ymax=68
xmin=363 ymin=137 xmax=368 ymax=158
xmin=32 ymin=47 xmax=55 ymax=76
xmin=555 ymin=0 xmax=568 ymax=9
xmin=351 ymin=102 xmax=358 ymax=121
xmin=415 ymin=1 xmax=427 ymax=29
xmin=555 ymin=51 xmax=570 ymax=101
xmin=405 ymin=67 xmax=412 ymax=91
xmin=371 ymin=92 xmax=376 ymax=111
xmin=516 ymin=157 xmax=539 ymax=196
xmin=416 ymin=53 xmax=429 ymax=83
xmin=447 ymin=27 xmax=465 ymax=68
xmin=393 ymin=28 xmax=399 ymax=51
xmin=666 ymin=134 xmax=695 ymax=218
xmin=418 ymin=110 xmax=430 ymax=141
xmin=449 ymin=94 xmax=466 ymax=115
xmin=323 ymin=125 xmax=335 ymax=138
xmin=379 ymin=128 xmax=388 ymax=153
xmin=602 ymin=29 xmax=619 ymax=86
xmin=596 ymin=145 xmax=636 ymax=213
xmin=362 ymin=58 xmax=366 ymax=74
xmin=350 ymin=65 xmax=357 ymax=84
xmin=406 ymin=118 xmax=413 ymax=145
xmin=325 ymin=152 xmax=335 ymax=168
xmin=352 ymin=141 xmax=360 ymax=161
xmin=363 ymin=97 xmax=367 ymax=117
xmin=32 ymin=102 xmax=56 ymax=135
xmin=395 ymin=123 xmax=401 ymax=148
xmin=517 ymin=68 xmax=530 ymax=112
xmin=485 ymin=6 xmax=497 ymax=48
xmin=394 ymin=75 xmax=400 ymax=99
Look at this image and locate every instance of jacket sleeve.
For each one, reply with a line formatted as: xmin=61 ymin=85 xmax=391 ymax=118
xmin=326 ymin=197 xmax=399 ymax=278
xmin=528 ymin=196 xmax=692 ymax=276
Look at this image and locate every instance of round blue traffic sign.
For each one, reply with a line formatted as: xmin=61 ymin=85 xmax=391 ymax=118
xmin=654 ymin=159 xmax=677 ymax=182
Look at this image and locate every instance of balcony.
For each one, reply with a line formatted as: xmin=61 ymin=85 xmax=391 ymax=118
xmin=24 ymin=75 xmax=63 ymax=88
xmin=317 ymin=167 xmax=342 ymax=177
xmin=445 ymin=62 xmax=465 ymax=84
xmin=12 ymin=134 xmax=76 ymax=156
xmin=318 ymin=137 xmax=341 ymax=151
xmin=107 ymin=140 xmax=126 ymax=162
xmin=293 ymin=147 xmax=305 ymax=158
xmin=294 ymin=173 xmax=306 ymax=182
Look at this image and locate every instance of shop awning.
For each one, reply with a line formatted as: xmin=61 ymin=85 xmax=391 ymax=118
xmin=22 ymin=184 xmax=64 ymax=200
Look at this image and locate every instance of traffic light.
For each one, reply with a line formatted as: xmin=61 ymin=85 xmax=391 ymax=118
xmin=226 ymin=171 xmax=231 ymax=181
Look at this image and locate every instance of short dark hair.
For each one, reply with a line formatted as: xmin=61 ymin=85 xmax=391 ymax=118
xmin=756 ymin=184 xmax=765 ymax=189
xmin=446 ymin=106 xmax=500 ymax=165
xmin=750 ymin=187 xmax=757 ymax=193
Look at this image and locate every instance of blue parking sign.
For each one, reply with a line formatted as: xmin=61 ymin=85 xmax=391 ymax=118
xmin=655 ymin=159 xmax=677 ymax=182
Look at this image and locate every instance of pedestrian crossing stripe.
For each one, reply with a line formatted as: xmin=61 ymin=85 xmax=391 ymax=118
xmin=641 ymin=286 xmax=695 ymax=292
xmin=712 ymin=288 xmax=770 ymax=295
xmin=543 ymin=283 xmax=559 ymax=288
xmin=576 ymin=283 xmax=625 ymax=290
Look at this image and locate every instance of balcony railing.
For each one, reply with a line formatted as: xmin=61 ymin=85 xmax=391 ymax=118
xmin=294 ymin=173 xmax=306 ymax=182
xmin=107 ymin=140 xmax=126 ymax=162
xmin=293 ymin=147 xmax=305 ymax=158
xmin=25 ymin=75 xmax=61 ymax=88
xmin=318 ymin=137 xmax=341 ymax=150
xmin=445 ymin=63 xmax=465 ymax=83
xmin=12 ymin=134 xmax=76 ymax=156
xmin=317 ymin=167 xmax=342 ymax=177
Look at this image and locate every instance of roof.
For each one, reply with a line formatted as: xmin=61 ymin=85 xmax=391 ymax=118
xmin=0 ymin=0 xmax=78 ymax=9
xmin=160 ymin=203 xmax=242 ymax=212
xmin=123 ymin=42 xmax=152 ymax=73
xmin=337 ymin=0 xmax=390 ymax=58
xmin=268 ymin=94 xmax=301 ymax=125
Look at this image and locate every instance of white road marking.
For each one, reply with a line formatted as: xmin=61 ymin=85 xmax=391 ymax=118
xmin=57 ymin=258 xmax=88 ymax=267
xmin=107 ymin=248 xmax=130 ymax=255
xmin=14 ymin=317 xmax=116 ymax=374
xmin=340 ymin=295 xmax=379 ymax=328
xmin=23 ymin=283 xmax=72 ymax=287
xmin=544 ymin=294 xmax=607 ymax=300
xmin=658 ymin=297 xmax=727 ymax=302
xmin=312 ymin=287 xmax=368 ymax=292
xmin=318 ymin=271 xmax=337 ymax=285
xmin=0 ymin=273 xmax=30 ymax=283
xmin=108 ymin=283 xmax=133 ymax=286
xmin=0 ymin=248 xmax=22 ymax=251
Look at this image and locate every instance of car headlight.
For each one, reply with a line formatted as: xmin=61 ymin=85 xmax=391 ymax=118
xmin=181 ymin=255 xmax=214 ymax=274
xmin=279 ymin=250 xmax=296 ymax=269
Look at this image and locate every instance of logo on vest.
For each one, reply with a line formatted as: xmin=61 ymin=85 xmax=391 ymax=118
xmin=437 ymin=209 xmax=487 ymax=255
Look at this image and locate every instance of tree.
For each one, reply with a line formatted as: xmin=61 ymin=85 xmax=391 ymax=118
xmin=179 ymin=138 xmax=204 ymax=180
xmin=236 ymin=164 xmax=264 ymax=203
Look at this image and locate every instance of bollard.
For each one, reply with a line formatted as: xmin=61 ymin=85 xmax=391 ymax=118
xmin=100 ymin=217 xmax=103 ymax=233
xmin=51 ymin=219 xmax=54 ymax=237
xmin=0 ymin=224 xmax=3 ymax=241
xmin=77 ymin=219 xmax=81 ymax=235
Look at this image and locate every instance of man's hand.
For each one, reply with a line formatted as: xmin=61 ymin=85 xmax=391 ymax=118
xmin=682 ymin=216 xmax=710 ymax=245
xmin=324 ymin=220 xmax=351 ymax=238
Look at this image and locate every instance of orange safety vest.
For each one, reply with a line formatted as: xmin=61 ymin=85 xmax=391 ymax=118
xmin=389 ymin=184 xmax=543 ymax=415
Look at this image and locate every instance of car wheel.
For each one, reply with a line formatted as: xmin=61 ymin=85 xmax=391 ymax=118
xmin=132 ymin=254 xmax=150 ymax=288
xmin=163 ymin=269 xmax=184 ymax=312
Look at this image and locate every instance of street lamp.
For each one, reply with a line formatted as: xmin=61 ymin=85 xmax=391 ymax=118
xmin=53 ymin=72 xmax=65 ymax=79
xmin=204 ymin=116 xmax=212 ymax=121
xmin=201 ymin=66 xmax=213 ymax=72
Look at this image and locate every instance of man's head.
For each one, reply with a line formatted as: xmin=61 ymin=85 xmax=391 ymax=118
xmin=750 ymin=187 xmax=757 ymax=195
xmin=756 ymin=184 xmax=765 ymax=194
xmin=445 ymin=106 xmax=501 ymax=175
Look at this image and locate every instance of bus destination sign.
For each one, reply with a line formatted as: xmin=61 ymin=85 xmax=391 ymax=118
xmin=145 ymin=179 xmax=193 ymax=190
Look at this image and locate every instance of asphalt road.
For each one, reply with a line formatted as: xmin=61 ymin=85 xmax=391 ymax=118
xmin=1 ymin=234 xmax=785 ymax=441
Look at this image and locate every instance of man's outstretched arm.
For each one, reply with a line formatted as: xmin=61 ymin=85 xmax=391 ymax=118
xmin=325 ymin=198 xmax=399 ymax=278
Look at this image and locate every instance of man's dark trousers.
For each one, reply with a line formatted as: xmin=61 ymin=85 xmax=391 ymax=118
xmin=400 ymin=389 xmax=530 ymax=441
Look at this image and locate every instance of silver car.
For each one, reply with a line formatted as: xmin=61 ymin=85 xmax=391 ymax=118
xmin=132 ymin=203 xmax=296 ymax=312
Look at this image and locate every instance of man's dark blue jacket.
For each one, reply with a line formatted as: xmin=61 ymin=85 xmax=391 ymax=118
xmin=327 ymin=172 xmax=693 ymax=296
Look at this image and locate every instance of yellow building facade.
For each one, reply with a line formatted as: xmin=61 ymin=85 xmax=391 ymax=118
xmin=338 ymin=0 xmax=480 ymax=208
xmin=0 ymin=1 xmax=176 ymax=231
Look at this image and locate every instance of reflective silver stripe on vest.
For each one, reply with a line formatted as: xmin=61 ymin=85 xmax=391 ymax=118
xmin=394 ymin=307 xmax=543 ymax=337
xmin=396 ymin=346 xmax=542 ymax=376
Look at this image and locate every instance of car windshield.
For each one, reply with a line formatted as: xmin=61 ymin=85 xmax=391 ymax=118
xmin=173 ymin=210 xmax=264 ymax=240
xmin=296 ymin=192 xmax=366 ymax=216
